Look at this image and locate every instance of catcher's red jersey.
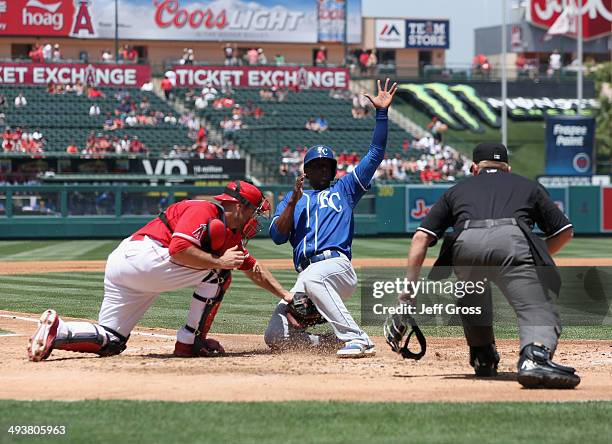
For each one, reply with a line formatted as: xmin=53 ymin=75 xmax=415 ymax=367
xmin=132 ymin=200 xmax=256 ymax=270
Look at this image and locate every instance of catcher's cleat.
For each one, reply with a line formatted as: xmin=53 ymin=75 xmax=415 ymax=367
xmin=470 ymin=343 xmax=500 ymax=377
xmin=336 ymin=343 xmax=376 ymax=358
xmin=517 ymin=343 xmax=580 ymax=389
xmin=173 ymin=339 xmax=225 ymax=357
xmin=27 ymin=309 xmax=59 ymax=362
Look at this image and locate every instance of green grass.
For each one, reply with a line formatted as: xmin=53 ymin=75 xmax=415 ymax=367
xmin=0 ymin=328 xmax=11 ymax=335
xmin=0 ymin=237 xmax=610 ymax=262
xmin=0 ymin=401 xmax=611 ymax=444
xmin=1 ymin=271 xmax=610 ymax=339
xmin=395 ymin=102 xmax=546 ymax=179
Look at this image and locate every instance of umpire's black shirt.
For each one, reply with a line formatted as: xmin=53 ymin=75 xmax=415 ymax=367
xmin=419 ymin=169 xmax=571 ymax=242
xmin=418 ymin=169 xmax=572 ymax=289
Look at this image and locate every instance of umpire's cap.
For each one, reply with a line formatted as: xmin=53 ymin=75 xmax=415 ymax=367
xmin=304 ymin=145 xmax=337 ymax=171
xmin=215 ymin=180 xmax=270 ymax=211
xmin=473 ymin=142 xmax=508 ymax=163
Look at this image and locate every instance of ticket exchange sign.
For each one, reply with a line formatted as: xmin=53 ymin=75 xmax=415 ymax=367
xmin=171 ymin=65 xmax=349 ymax=89
xmin=0 ymin=62 xmax=151 ymax=87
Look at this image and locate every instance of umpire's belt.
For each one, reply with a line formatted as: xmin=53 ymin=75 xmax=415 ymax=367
xmin=463 ymin=218 xmax=517 ymax=230
xmin=297 ymin=250 xmax=341 ymax=272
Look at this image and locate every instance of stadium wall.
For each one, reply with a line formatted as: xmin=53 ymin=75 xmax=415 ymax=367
xmin=1 ymin=184 xmax=610 ymax=238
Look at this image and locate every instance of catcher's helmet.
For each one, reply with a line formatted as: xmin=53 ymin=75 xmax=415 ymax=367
xmin=214 ymin=180 xmax=269 ymax=212
xmin=303 ymin=145 xmax=337 ymax=171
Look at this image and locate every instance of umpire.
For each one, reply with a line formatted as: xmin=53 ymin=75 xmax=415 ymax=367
xmin=400 ymin=142 xmax=579 ymax=389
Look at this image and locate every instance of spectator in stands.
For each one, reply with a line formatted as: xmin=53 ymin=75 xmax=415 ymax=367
xmin=89 ymin=103 xmax=100 ymax=116
xmin=29 ymin=44 xmax=43 ymax=63
xmin=103 ymin=113 xmax=115 ymax=131
xmin=194 ymin=94 xmax=208 ymax=110
xmin=101 ymin=49 xmax=113 ymax=63
xmin=226 ymin=145 xmax=241 ymax=159
xmin=201 ymin=82 xmax=218 ymax=102
xmin=130 ymin=136 xmax=147 ymax=154
xmin=74 ymin=81 xmax=85 ymax=96
xmin=14 ymin=93 xmax=27 ymax=108
xmin=547 ymin=49 xmax=562 ymax=78
xmin=359 ymin=50 xmax=370 ymax=75
xmin=42 ymin=43 xmax=53 ymax=62
xmin=52 ymin=44 xmax=62 ymax=62
xmin=472 ymin=54 xmax=492 ymax=79
xmin=402 ymin=138 xmax=410 ymax=152
xmin=247 ymin=48 xmax=259 ymax=65
xmin=181 ymin=48 xmax=194 ymax=65
xmin=161 ymin=75 xmax=173 ymax=100
xmin=275 ymin=53 xmax=285 ymax=66
xmin=251 ymin=105 xmax=264 ymax=119
xmin=66 ymin=142 xmax=79 ymax=154
xmin=257 ymin=48 xmax=267 ymax=65
xmin=87 ymin=86 xmax=105 ymax=99
xmin=121 ymin=44 xmax=138 ymax=63
xmin=305 ymin=117 xmax=319 ymax=132
xmin=367 ymin=50 xmax=378 ymax=75
xmin=0 ymin=94 xmax=6 ymax=108
xmin=315 ymin=115 xmax=328 ymax=132
xmin=125 ymin=112 xmax=138 ymax=127
xmin=427 ymin=116 xmax=448 ymax=136
xmin=315 ymin=46 xmax=327 ymax=67
xmin=259 ymin=88 xmax=274 ymax=101
xmin=273 ymin=84 xmax=287 ymax=102
xmin=2 ymin=128 xmax=15 ymax=152
xmin=223 ymin=43 xmax=236 ymax=65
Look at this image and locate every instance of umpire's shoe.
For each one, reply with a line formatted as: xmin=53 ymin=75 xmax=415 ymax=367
xmin=517 ymin=343 xmax=580 ymax=389
xmin=470 ymin=343 xmax=500 ymax=377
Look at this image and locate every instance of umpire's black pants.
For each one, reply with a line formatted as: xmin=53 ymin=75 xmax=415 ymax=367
xmin=451 ymin=224 xmax=561 ymax=353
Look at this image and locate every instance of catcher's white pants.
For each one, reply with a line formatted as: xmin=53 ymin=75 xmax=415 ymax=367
xmin=54 ymin=236 xmax=224 ymax=351
xmin=265 ymin=254 xmax=372 ymax=348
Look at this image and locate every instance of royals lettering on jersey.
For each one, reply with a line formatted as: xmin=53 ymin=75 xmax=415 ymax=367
xmin=270 ymin=110 xmax=389 ymax=271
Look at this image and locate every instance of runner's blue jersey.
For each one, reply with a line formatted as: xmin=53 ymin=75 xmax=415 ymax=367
xmin=270 ymin=109 xmax=388 ymax=270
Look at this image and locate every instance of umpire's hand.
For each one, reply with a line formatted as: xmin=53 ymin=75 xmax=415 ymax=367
xmin=363 ymin=78 xmax=398 ymax=109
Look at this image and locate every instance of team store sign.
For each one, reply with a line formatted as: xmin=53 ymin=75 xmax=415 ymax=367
xmin=0 ymin=63 xmax=151 ymax=86
xmin=172 ymin=66 xmax=349 ymax=89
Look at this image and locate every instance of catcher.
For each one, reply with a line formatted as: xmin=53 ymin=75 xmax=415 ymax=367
xmin=28 ymin=181 xmax=293 ymax=361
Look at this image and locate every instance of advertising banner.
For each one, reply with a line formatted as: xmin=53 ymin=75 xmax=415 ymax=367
xmin=375 ymin=19 xmax=406 ymax=48
xmin=0 ymin=0 xmax=96 ymax=37
xmin=171 ymin=65 xmax=349 ymax=89
xmin=9 ymin=157 xmax=246 ymax=180
xmin=405 ymin=19 xmax=450 ymax=49
xmin=0 ymin=62 xmax=151 ymax=86
xmin=376 ymin=18 xmax=450 ymax=49
xmin=0 ymin=0 xmax=320 ymax=42
xmin=602 ymin=186 xmax=612 ymax=232
xmin=545 ymin=116 xmax=595 ymax=176
xmin=526 ymin=0 xmax=612 ymax=40
xmin=317 ymin=0 xmax=362 ymax=44
xmin=405 ymin=185 xmax=448 ymax=232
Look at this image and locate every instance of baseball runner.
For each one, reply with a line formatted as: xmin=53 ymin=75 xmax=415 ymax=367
xmin=27 ymin=181 xmax=293 ymax=361
xmin=265 ymin=78 xmax=398 ymax=358
xmin=385 ymin=143 xmax=579 ymax=389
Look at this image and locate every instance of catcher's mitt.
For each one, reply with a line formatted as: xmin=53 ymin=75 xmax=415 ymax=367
xmin=383 ymin=310 xmax=426 ymax=360
xmin=286 ymin=292 xmax=326 ymax=328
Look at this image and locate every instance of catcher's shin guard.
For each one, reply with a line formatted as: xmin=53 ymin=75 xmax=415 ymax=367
xmin=469 ymin=343 xmax=500 ymax=377
xmin=517 ymin=343 xmax=580 ymax=389
xmin=54 ymin=322 xmax=128 ymax=357
xmin=175 ymin=270 xmax=231 ymax=356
